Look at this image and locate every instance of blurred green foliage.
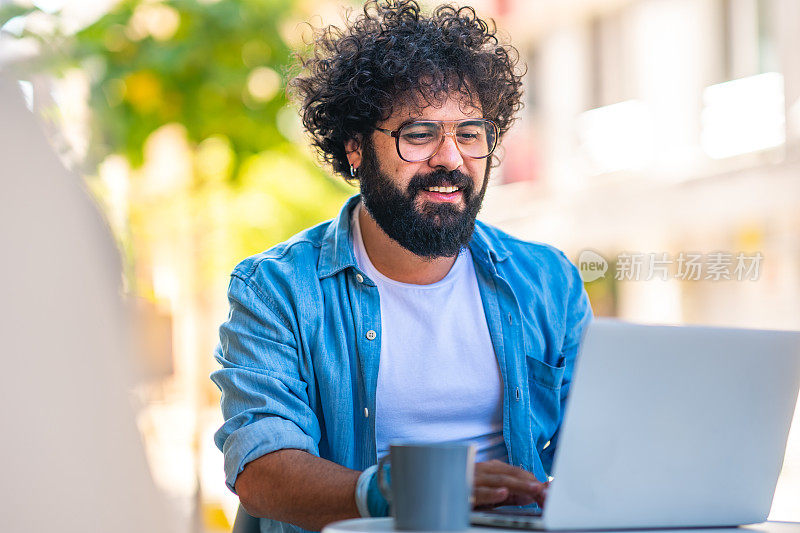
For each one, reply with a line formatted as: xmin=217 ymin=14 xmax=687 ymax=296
xmin=2 ymin=0 xmax=355 ymax=298
xmin=73 ymin=0 xmax=298 ymax=168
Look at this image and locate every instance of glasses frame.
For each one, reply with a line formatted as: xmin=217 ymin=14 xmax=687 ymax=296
xmin=375 ymin=118 xmax=499 ymax=163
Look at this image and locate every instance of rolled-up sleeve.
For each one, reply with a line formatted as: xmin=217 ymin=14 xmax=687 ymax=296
xmin=211 ymin=273 xmax=320 ymax=493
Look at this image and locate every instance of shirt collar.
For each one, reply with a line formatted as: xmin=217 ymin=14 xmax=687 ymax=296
xmin=318 ymin=194 xmax=361 ymax=279
xmin=469 ymin=219 xmax=512 ymax=266
xmin=317 ymin=194 xmax=511 ymax=279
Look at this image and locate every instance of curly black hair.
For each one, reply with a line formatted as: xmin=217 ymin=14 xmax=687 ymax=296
xmin=290 ymin=0 xmax=524 ymax=180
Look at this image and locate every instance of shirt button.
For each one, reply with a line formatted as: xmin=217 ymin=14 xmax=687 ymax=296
xmin=356 ymin=273 xmax=364 ymax=283
xmin=515 ymin=387 xmax=521 ymax=401
xmin=366 ymin=330 xmax=377 ymax=340
xmin=364 ymin=407 xmax=369 ymax=418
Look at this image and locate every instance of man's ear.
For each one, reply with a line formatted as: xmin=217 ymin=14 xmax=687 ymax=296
xmin=344 ymin=136 xmax=362 ymax=170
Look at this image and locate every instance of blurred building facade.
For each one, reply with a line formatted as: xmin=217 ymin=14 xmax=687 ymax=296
xmin=478 ymin=0 xmax=800 ymax=520
xmin=481 ymin=0 xmax=800 ymax=328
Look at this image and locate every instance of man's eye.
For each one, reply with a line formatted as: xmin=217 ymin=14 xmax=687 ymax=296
xmin=402 ymin=132 xmax=436 ymax=144
xmin=456 ymin=132 xmax=480 ymax=143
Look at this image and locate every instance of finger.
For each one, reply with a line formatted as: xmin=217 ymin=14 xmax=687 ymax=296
xmin=473 ymin=486 xmax=508 ymax=508
xmin=475 ymin=461 xmax=540 ymax=483
xmin=474 ymin=472 xmax=544 ymax=498
xmin=499 ymin=493 xmax=538 ymax=507
xmin=522 ymin=482 xmax=547 ymax=508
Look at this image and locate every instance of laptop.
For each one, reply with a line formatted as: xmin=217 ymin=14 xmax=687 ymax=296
xmin=471 ymin=319 xmax=800 ymax=530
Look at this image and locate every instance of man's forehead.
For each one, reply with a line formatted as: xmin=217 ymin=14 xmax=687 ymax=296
xmin=381 ymin=91 xmax=483 ymax=126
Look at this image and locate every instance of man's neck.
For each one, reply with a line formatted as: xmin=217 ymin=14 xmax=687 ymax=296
xmin=357 ymin=203 xmax=458 ymax=285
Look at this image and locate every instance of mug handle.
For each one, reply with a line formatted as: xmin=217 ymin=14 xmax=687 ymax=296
xmin=376 ymin=455 xmax=392 ymax=504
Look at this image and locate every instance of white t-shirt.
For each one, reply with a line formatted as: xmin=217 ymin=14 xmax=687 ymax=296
xmin=351 ymin=203 xmax=507 ymax=462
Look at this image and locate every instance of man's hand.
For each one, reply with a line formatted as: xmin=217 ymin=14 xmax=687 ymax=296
xmin=473 ymin=460 xmax=549 ymax=509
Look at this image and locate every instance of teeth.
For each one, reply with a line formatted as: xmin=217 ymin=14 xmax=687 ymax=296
xmin=425 ymin=186 xmax=459 ymax=193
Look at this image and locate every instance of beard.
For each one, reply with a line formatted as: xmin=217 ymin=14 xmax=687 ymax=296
xmin=358 ymin=136 xmax=489 ymax=259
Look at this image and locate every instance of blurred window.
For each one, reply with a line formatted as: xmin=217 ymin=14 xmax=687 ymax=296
xmin=589 ymin=9 xmax=634 ymax=109
xmin=701 ymin=71 xmax=785 ymax=159
xmin=720 ymin=0 xmax=779 ymax=81
xmin=525 ymin=46 xmax=541 ymax=113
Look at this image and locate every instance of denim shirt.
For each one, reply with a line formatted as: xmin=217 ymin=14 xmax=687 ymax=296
xmin=211 ymin=195 xmax=593 ymax=533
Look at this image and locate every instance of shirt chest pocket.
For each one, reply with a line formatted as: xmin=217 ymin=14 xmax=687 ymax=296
xmin=526 ymin=355 xmax=566 ymax=449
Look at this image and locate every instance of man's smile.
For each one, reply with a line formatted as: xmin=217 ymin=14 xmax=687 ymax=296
xmin=424 ymin=185 xmax=460 ymax=193
xmin=420 ymin=187 xmax=463 ymax=203
xmin=412 ymin=173 xmax=472 ymax=207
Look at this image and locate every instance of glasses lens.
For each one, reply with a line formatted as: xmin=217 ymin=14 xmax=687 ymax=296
xmin=397 ymin=122 xmax=441 ymax=161
xmin=455 ymin=120 xmax=496 ymax=159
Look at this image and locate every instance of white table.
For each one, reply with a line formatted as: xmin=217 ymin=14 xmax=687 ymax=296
xmin=323 ymin=517 xmax=800 ymax=533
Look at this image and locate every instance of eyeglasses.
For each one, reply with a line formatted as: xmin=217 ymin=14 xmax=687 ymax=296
xmin=375 ymin=119 xmax=499 ymax=163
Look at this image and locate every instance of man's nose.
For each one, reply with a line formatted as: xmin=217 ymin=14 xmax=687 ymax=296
xmin=427 ymin=132 xmax=464 ymax=171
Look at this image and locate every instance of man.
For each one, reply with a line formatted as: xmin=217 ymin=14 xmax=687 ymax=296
xmin=211 ymin=2 xmax=592 ymax=532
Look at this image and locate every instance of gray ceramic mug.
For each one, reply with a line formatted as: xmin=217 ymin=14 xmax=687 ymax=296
xmin=377 ymin=442 xmax=476 ymax=531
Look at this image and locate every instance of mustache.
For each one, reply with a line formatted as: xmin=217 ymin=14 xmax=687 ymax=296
xmin=407 ymin=169 xmax=473 ymax=193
